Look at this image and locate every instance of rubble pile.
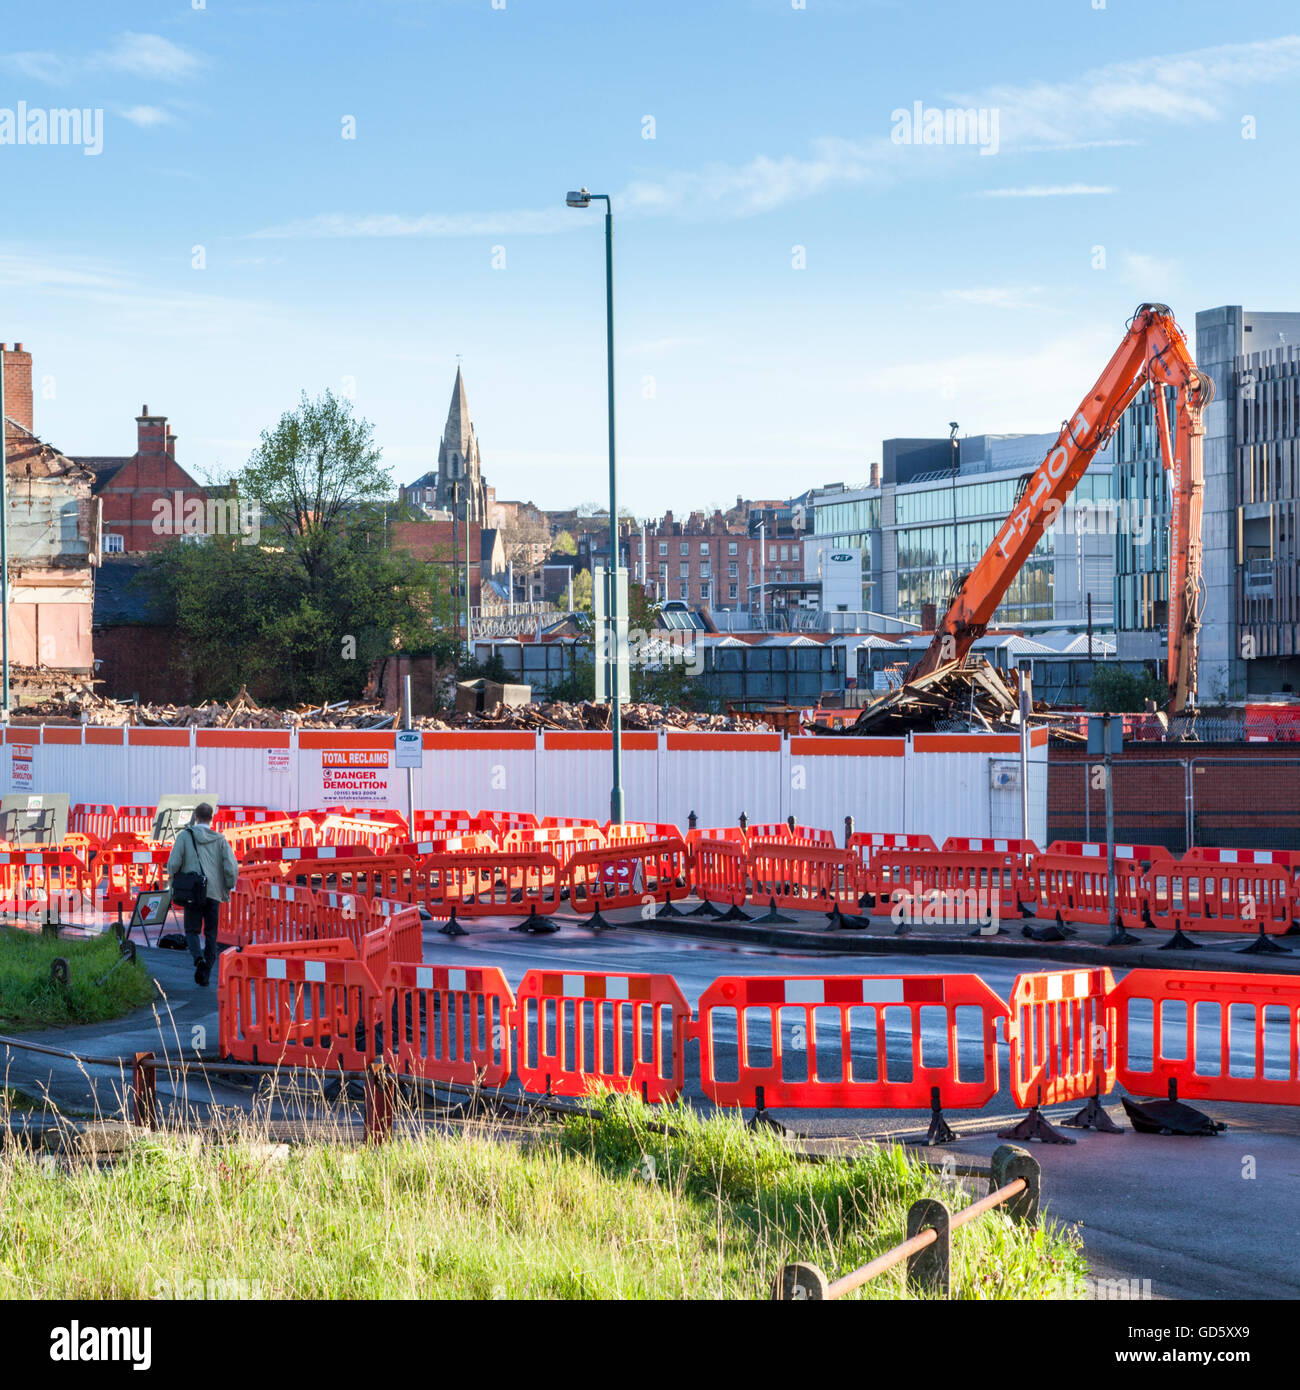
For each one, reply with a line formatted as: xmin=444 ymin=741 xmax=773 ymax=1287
xmin=424 ymin=700 xmax=768 ymax=733
xmin=6 ymin=677 xmax=766 ymax=733
xmin=842 ymin=659 xmax=1039 ymax=736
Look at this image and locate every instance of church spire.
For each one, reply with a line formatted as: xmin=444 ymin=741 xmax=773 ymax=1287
xmin=435 ymin=363 xmax=486 ymax=523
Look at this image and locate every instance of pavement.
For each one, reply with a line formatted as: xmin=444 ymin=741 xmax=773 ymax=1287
xmin=4 ymin=901 xmax=1299 ymax=1300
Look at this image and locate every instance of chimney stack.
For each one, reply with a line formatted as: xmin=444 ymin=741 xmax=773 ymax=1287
xmin=136 ymin=405 xmax=168 ymax=455
xmin=2 ymin=343 xmax=34 ymax=437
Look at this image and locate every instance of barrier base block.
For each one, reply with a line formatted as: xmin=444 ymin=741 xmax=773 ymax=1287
xmin=510 ymin=906 xmax=562 ymax=935
xmin=755 ymin=897 xmax=798 ymax=925
xmin=1121 ymin=1094 xmax=1226 ymax=1137
xmin=1157 ymin=921 xmax=1203 ymax=951
xmin=1238 ymin=925 xmax=1291 ymax=955
xmin=688 ymin=898 xmax=724 ymax=920
xmin=998 ymin=1106 xmax=1076 ymax=1146
xmin=1105 ymin=923 xmax=1140 ymax=947
xmin=655 ymin=899 xmax=689 ymax=919
xmin=1063 ymin=1091 xmax=1123 ymax=1134
xmin=1053 ymin=910 xmax=1079 ymax=938
xmin=716 ymin=901 xmax=754 ymax=923
xmin=908 ymin=1088 xmax=958 ymax=1146
xmin=747 ymin=1087 xmax=790 ymax=1137
xmin=825 ymin=905 xmax=871 ymax=931
xmin=436 ymin=910 xmax=468 ymax=938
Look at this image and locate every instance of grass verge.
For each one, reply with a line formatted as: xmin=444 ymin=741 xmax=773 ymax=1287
xmin=0 ymin=1090 xmax=1086 ymax=1299
xmin=0 ymin=927 xmax=156 ymax=1032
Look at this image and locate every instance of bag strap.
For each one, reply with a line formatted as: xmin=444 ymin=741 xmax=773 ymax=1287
xmin=182 ymin=824 xmax=202 ymax=875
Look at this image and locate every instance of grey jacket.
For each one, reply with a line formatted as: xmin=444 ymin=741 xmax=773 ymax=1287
xmin=167 ymin=822 xmax=240 ymax=904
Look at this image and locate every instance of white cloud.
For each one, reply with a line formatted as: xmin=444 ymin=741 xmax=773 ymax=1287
xmin=944 ymin=286 xmax=1045 ymax=310
xmin=244 ymin=35 xmax=1300 ymax=239
xmin=975 ymin=184 xmax=1116 ymax=199
xmin=249 ymin=208 xmax=574 ymax=240
xmin=119 ymin=105 xmax=174 ymax=128
xmin=97 ymin=32 xmax=202 ymax=83
xmin=4 ymin=32 xmax=203 ymax=86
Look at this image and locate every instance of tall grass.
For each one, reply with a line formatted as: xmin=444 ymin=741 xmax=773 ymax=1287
xmin=0 ymin=1082 xmax=1086 ymax=1300
xmin=0 ymin=927 xmax=157 ymax=1031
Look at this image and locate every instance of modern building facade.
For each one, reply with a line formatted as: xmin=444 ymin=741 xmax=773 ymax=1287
xmin=805 ymin=432 xmax=1115 ymax=637
xmin=1194 ymin=306 xmax=1300 ymax=701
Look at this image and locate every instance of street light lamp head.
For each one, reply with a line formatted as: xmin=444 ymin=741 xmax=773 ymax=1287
xmin=566 ymin=188 xmax=592 ymax=208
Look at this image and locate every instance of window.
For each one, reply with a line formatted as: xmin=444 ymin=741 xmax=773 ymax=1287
xmin=700 ymin=541 xmax=709 ymax=556
xmin=103 ymin=533 xmax=125 ymax=554
xmin=769 ymin=546 xmax=778 ymax=562
xmin=700 ymin=563 xmax=711 ymax=578
xmin=679 ymin=562 xmax=689 ymax=578
xmin=790 ymin=545 xmax=799 ymax=561
xmin=680 ymin=541 xmax=689 ymax=557
xmin=780 ymin=545 xmax=789 ymax=561
xmin=728 ymin=562 xmax=738 ymax=577
xmin=728 ymin=541 xmax=738 ymax=556
xmin=658 ymin=541 xmax=668 ymax=557
xmin=679 ymin=583 xmax=689 ymax=600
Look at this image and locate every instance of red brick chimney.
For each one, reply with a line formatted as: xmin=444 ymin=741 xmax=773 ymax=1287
xmin=2 ymin=343 xmax=34 ymax=439
xmin=136 ymin=405 xmax=168 ymax=455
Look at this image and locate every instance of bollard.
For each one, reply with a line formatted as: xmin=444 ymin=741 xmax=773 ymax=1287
xmin=687 ymin=810 xmax=698 ymax=833
xmin=989 ymin=1144 xmax=1040 ymax=1223
xmin=844 ymin=814 xmax=854 ymax=848
xmin=363 ymin=1061 xmax=396 ymax=1144
xmin=905 ymin=1198 xmax=951 ymax=1296
xmin=787 ymin=813 xmax=796 ymax=834
xmin=132 ymin=1051 xmax=158 ymax=1130
xmin=738 ymin=812 xmax=748 ymax=834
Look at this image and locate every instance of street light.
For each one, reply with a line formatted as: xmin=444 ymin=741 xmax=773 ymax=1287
xmin=566 ymin=186 xmax=624 ymax=824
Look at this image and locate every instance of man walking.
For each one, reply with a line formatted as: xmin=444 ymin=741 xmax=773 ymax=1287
xmin=167 ymin=803 xmax=239 ymax=986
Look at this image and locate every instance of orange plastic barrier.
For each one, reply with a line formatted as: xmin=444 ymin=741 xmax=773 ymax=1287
xmin=1046 ymin=839 xmax=1174 ymax=865
xmin=213 ymin=806 xmax=276 ymax=828
xmin=218 ymin=947 xmax=377 ymax=1069
xmin=748 ymin=823 xmax=835 ymax=847
xmin=0 ymin=850 xmax=95 ymax=917
xmin=944 ymin=836 xmax=1041 ymax=857
xmin=539 ymin=815 xmax=601 ymax=830
xmin=381 ymin=961 xmax=514 ymax=1087
xmin=1007 ymin=969 xmax=1116 ymax=1109
xmin=868 ymin=849 xmax=1024 ymax=922
xmin=689 ymin=837 xmax=750 ymax=907
xmin=94 ymin=847 xmax=170 ymax=911
xmin=316 ymin=814 xmax=403 ymax=853
xmin=1111 ymin=969 xmax=1300 ymax=1105
xmin=420 ymin=851 xmax=562 ymax=917
xmin=70 ymin=803 xmax=117 ymax=840
xmin=565 ymin=838 xmax=691 ymax=914
xmin=603 ymin=820 xmax=680 ymax=844
xmin=225 ymin=817 xmax=311 ymax=861
xmin=847 ymin=833 xmax=939 ymax=893
xmin=1144 ymin=862 xmax=1292 ymax=935
xmin=694 ymin=973 xmax=1008 ymax=1112
xmin=685 ymin=826 xmax=747 ymax=849
xmin=477 ymin=809 xmax=538 ymax=832
xmin=279 ymin=854 xmax=416 ymax=904
xmin=503 ymin=825 xmax=606 ymax=876
xmin=1026 ymin=853 xmax=1146 ymax=930
xmin=397 ymin=833 xmax=497 ymax=859
xmin=514 ymin=969 xmax=690 ymax=1101
xmin=115 ymin=806 xmax=156 ymax=836
xmin=219 ymin=885 xmax=260 ymax=948
xmin=244 ymin=844 xmax=377 ymax=864
xmin=745 ymin=843 xmax=868 ymax=913
xmin=364 ymin=899 xmax=423 ymax=974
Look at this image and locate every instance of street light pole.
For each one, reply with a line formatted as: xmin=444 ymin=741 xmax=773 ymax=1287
xmin=567 ymin=187 xmax=624 ymax=824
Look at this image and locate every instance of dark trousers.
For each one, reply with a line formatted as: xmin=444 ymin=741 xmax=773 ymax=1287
xmin=183 ymin=898 xmax=220 ymax=968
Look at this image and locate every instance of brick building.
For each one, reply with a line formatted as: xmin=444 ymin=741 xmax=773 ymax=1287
xmin=626 ymin=509 xmax=803 ymax=612
xmin=73 ymin=406 xmax=208 ymax=553
xmin=2 ymin=343 xmax=100 ymax=672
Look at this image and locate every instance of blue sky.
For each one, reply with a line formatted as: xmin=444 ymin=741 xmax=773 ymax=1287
xmin=3 ymin=0 xmax=1298 ymax=513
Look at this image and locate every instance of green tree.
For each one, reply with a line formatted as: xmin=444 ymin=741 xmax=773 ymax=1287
xmin=1088 ymin=664 xmax=1167 ymax=714
xmin=241 ymin=389 xmax=391 ymax=583
xmin=553 ymin=530 xmax=577 ymax=556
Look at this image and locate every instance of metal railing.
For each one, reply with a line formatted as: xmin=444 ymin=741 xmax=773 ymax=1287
xmin=772 ymin=1144 xmax=1041 ymax=1299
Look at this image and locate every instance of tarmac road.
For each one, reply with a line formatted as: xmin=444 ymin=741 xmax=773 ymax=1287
xmin=5 ymin=907 xmax=1297 ymax=1300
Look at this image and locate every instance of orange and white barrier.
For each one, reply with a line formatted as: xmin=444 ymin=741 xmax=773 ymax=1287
xmin=381 ymin=962 xmax=514 ymax=1087
xmin=694 ymin=973 xmax=1008 ymax=1113
xmin=1007 ymin=969 xmax=1115 ymax=1109
xmin=514 ymin=969 xmax=690 ymax=1101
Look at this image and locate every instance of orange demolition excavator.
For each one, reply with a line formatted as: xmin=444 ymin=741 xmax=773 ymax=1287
xmin=905 ymin=303 xmax=1212 ymax=712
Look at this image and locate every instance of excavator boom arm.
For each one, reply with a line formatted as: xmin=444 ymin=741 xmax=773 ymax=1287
xmin=907 ymin=304 xmax=1210 ymax=711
